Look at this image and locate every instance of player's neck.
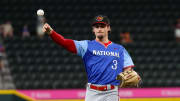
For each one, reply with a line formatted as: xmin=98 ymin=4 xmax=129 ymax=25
xmin=95 ymin=37 xmax=109 ymax=43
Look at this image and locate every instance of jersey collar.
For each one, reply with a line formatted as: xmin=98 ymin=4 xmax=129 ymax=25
xmin=95 ymin=40 xmax=112 ymax=48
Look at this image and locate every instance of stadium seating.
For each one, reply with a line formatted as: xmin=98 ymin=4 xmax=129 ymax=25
xmin=1 ymin=0 xmax=180 ymax=89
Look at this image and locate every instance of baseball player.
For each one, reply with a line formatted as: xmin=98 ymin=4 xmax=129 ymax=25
xmin=42 ymin=15 xmax=135 ymax=101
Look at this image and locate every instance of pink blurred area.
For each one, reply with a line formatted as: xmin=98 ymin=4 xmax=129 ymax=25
xmin=18 ymin=88 xmax=180 ymax=100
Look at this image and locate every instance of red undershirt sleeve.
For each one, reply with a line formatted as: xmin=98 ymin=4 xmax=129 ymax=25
xmin=50 ymin=30 xmax=77 ymax=54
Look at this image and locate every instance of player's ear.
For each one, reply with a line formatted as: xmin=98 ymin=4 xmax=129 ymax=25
xmin=92 ymin=27 xmax=95 ymax=33
xmin=108 ymin=25 xmax=111 ymax=32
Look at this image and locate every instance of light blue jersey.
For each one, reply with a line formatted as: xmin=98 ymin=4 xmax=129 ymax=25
xmin=74 ymin=40 xmax=134 ymax=86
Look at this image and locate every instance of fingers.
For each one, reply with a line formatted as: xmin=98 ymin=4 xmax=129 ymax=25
xmin=44 ymin=23 xmax=49 ymax=29
xmin=42 ymin=24 xmax=46 ymax=33
xmin=42 ymin=27 xmax=46 ymax=33
xmin=42 ymin=23 xmax=49 ymax=32
xmin=42 ymin=23 xmax=53 ymax=35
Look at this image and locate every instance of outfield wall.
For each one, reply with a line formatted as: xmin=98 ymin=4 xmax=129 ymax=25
xmin=0 ymin=88 xmax=180 ymax=101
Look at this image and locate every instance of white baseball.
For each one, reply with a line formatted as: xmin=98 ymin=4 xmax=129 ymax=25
xmin=37 ymin=9 xmax=44 ymax=16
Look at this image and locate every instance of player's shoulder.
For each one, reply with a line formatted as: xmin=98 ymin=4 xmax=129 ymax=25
xmin=74 ymin=40 xmax=89 ymax=42
xmin=73 ymin=40 xmax=89 ymax=47
xmin=112 ymin=42 xmax=125 ymax=49
xmin=88 ymin=40 xmax=95 ymax=42
xmin=86 ymin=40 xmax=96 ymax=44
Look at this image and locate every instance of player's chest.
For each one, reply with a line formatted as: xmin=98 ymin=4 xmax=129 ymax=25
xmin=87 ymin=43 xmax=121 ymax=59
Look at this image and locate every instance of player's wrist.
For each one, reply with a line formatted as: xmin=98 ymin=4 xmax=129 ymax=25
xmin=48 ymin=30 xmax=53 ymax=35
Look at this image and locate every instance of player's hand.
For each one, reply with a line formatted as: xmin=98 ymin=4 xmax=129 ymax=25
xmin=42 ymin=23 xmax=53 ymax=35
xmin=116 ymin=70 xmax=141 ymax=88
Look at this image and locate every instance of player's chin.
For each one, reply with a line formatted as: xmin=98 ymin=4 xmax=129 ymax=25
xmin=97 ymin=35 xmax=104 ymax=39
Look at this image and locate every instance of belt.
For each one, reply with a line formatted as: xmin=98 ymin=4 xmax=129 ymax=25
xmin=89 ymin=84 xmax=115 ymax=91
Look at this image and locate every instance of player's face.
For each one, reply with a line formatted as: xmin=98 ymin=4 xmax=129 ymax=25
xmin=92 ymin=23 xmax=111 ymax=39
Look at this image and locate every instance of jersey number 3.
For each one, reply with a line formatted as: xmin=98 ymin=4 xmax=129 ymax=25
xmin=112 ymin=60 xmax=118 ymax=70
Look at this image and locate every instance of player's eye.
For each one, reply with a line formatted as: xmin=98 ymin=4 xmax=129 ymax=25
xmin=94 ymin=25 xmax=106 ymax=28
xmin=99 ymin=25 xmax=106 ymax=28
xmin=94 ymin=25 xmax=99 ymax=28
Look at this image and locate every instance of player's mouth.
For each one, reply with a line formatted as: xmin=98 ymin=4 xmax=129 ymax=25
xmin=98 ymin=32 xmax=103 ymax=34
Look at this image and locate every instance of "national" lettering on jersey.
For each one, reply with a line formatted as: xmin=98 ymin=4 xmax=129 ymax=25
xmin=92 ymin=50 xmax=120 ymax=57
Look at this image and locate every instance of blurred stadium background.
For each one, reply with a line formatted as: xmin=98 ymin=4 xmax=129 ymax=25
xmin=0 ymin=0 xmax=180 ymax=101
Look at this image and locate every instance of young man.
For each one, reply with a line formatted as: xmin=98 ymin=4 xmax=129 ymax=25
xmin=42 ymin=15 xmax=134 ymax=101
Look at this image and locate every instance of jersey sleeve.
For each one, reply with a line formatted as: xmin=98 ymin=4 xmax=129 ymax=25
xmin=50 ymin=31 xmax=77 ymax=53
xmin=74 ymin=40 xmax=88 ymax=57
xmin=123 ymin=48 xmax=134 ymax=68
